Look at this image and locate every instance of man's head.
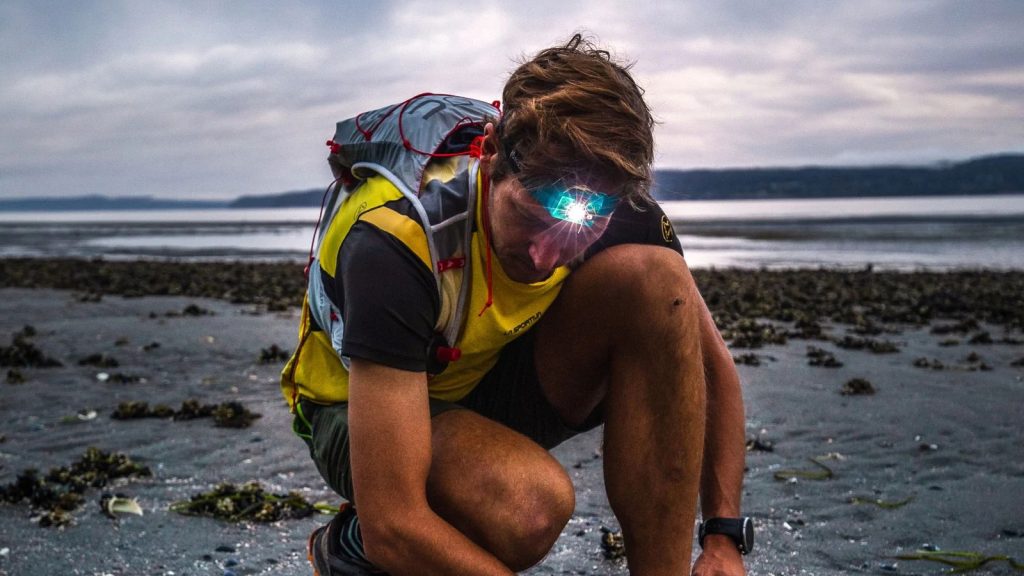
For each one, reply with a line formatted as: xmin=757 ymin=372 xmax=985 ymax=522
xmin=493 ymin=33 xmax=654 ymax=201
xmin=482 ymin=33 xmax=655 ymax=283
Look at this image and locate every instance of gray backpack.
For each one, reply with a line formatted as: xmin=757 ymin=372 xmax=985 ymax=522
xmin=308 ymin=94 xmax=500 ymax=371
xmin=315 ymin=93 xmax=500 ymax=251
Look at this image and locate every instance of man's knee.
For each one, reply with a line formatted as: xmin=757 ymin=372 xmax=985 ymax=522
xmin=577 ymin=244 xmax=692 ymax=301
xmin=501 ymin=467 xmax=575 ymax=570
xmin=574 ymin=245 xmax=700 ymax=334
xmin=427 ymin=411 xmax=575 ymax=569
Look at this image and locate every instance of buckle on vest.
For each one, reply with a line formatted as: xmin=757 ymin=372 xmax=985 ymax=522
xmin=426 ymin=333 xmax=461 ymax=375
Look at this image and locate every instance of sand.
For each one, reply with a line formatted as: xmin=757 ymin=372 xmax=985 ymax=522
xmin=1 ymin=265 xmax=1022 ymax=575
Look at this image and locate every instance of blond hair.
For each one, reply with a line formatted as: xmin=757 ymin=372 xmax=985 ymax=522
xmin=494 ymin=33 xmax=655 ymax=206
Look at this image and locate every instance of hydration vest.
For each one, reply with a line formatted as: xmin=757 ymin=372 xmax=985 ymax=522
xmin=282 ymin=94 xmax=503 ymax=409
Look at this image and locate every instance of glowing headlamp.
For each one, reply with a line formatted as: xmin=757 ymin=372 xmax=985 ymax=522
xmin=529 ymin=186 xmax=617 ymax=227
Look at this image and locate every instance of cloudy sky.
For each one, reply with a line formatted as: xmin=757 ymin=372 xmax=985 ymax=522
xmin=1 ymin=0 xmax=1022 ymax=200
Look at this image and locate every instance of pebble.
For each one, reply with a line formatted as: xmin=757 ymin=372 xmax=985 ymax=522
xmin=224 ymin=558 xmax=240 ymax=567
xmin=879 ymin=562 xmax=898 ymax=572
xmin=920 ymin=543 xmax=940 ymax=551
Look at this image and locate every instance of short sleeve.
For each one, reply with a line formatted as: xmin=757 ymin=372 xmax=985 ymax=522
xmin=335 ymin=222 xmax=440 ymax=372
xmin=584 ymin=200 xmax=684 ymax=259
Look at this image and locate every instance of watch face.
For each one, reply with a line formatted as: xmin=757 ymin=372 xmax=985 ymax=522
xmin=741 ymin=517 xmax=754 ymax=554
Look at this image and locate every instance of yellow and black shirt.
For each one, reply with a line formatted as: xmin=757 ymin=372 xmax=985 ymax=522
xmin=281 ymin=160 xmax=682 ymax=408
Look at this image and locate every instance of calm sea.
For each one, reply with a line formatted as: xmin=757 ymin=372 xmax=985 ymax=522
xmin=2 ymin=195 xmax=1023 ymax=270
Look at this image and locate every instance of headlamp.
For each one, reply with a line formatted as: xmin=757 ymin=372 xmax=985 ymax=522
xmin=528 ymin=186 xmax=617 ymax=227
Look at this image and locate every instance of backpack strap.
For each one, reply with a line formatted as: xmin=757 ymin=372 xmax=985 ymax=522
xmin=359 ymin=207 xmax=432 ymax=269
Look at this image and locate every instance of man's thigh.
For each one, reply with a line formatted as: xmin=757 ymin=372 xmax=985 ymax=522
xmin=534 ymin=244 xmax=692 ymax=427
xmin=294 ymin=333 xmax=582 ymax=502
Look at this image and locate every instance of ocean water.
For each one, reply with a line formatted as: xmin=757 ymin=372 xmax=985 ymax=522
xmin=2 ymin=195 xmax=1023 ymax=270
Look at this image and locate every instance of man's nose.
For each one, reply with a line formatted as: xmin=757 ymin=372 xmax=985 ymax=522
xmin=528 ymin=238 xmax=563 ymax=272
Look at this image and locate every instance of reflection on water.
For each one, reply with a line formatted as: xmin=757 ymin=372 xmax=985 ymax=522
xmin=660 ymin=193 xmax=1024 ymax=221
xmin=2 ymin=195 xmax=1024 ymax=270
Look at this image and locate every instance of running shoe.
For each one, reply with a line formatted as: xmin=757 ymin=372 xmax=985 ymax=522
xmin=307 ymin=504 xmax=385 ymax=576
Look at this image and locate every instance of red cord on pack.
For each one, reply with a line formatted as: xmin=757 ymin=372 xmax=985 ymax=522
xmin=395 ymin=94 xmax=489 ymax=158
xmin=354 ymin=99 xmax=406 ymax=141
xmin=468 ymin=135 xmax=485 ymax=159
xmin=477 ymin=173 xmax=495 ymax=316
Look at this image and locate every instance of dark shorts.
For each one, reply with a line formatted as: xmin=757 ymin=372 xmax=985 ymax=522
xmin=293 ymin=330 xmax=601 ymax=500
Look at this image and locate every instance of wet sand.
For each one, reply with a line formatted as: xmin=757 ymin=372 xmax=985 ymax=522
xmin=1 ymin=260 xmax=1022 ymax=575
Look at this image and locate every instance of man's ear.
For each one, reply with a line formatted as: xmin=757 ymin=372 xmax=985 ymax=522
xmin=480 ymin=122 xmax=499 ymax=171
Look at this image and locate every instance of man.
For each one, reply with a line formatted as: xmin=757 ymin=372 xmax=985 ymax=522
xmin=282 ymin=34 xmax=749 ymax=576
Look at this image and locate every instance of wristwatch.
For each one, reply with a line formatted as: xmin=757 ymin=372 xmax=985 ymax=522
xmin=698 ymin=517 xmax=754 ymax=555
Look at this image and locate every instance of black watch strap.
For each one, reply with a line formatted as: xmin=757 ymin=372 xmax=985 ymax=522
xmin=699 ymin=517 xmax=754 ymax=555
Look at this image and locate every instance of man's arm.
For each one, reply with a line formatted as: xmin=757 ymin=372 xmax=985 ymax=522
xmin=692 ymin=295 xmax=748 ymax=575
xmin=347 ymin=358 xmax=515 ymax=576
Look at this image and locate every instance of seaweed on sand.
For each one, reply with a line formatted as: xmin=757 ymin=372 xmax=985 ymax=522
xmin=0 ymin=325 xmax=62 ymax=368
xmin=895 ymin=549 xmax=1024 ymax=573
xmin=721 ymin=319 xmax=787 ymax=349
xmin=111 ymin=399 xmax=261 ymax=428
xmin=599 ymin=526 xmax=626 ymax=560
xmin=807 ymin=346 xmax=843 ymax=368
xmin=840 ymin=378 xmax=876 ymax=396
xmin=77 ymin=353 xmax=119 ymax=368
xmin=259 ymin=344 xmax=290 ymax=364
xmin=170 ymin=482 xmax=322 ymax=523
xmin=833 ymin=335 xmax=900 ymax=354
xmin=849 ymin=495 xmax=915 ymax=509
xmin=0 ymin=447 xmax=151 ymax=527
xmin=733 ymin=353 xmax=762 ymax=366
xmin=774 ymin=455 xmax=838 ymax=481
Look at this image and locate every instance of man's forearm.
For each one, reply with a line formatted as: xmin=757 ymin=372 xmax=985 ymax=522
xmin=348 ymin=359 xmax=516 ymax=575
xmin=363 ymin=506 xmax=515 ymax=576
xmin=697 ymin=303 xmax=747 ymax=519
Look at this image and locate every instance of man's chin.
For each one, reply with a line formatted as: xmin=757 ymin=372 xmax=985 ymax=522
xmin=506 ymin=266 xmax=552 ymax=284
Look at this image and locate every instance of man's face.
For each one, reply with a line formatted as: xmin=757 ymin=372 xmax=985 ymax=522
xmin=487 ymin=177 xmax=612 ymax=284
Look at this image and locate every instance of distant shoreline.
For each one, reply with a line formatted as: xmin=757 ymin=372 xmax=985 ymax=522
xmin=3 ymin=188 xmax=1022 ymax=213
xmin=2 ymin=154 xmax=1021 ymax=211
xmin=3 ymin=198 xmax=1024 ymax=270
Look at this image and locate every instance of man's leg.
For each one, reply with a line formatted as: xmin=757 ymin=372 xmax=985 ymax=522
xmin=302 ymin=400 xmax=575 ymax=572
xmin=535 ymin=244 xmax=707 ymax=576
xmin=426 ymin=409 xmax=575 ymax=571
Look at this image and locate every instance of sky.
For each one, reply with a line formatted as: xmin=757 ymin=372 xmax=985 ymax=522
xmin=1 ymin=0 xmax=1022 ymax=201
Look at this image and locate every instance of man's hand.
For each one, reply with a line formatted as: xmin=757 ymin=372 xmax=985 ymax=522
xmin=691 ymin=535 xmax=746 ymax=576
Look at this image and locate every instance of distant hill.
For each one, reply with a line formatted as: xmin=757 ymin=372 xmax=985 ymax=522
xmin=652 ymin=154 xmax=1024 ymax=200
xmin=0 ymin=195 xmax=229 ymax=212
xmin=229 ymin=188 xmax=324 ymax=208
xmin=231 ymin=154 xmax=1024 ymax=206
xmin=3 ymin=154 xmax=1021 ymax=212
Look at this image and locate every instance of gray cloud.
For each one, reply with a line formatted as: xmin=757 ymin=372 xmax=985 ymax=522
xmin=1 ymin=0 xmax=1022 ymax=200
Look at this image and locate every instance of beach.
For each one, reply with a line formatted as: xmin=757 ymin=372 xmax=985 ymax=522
xmin=1 ymin=260 xmax=1022 ymax=575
